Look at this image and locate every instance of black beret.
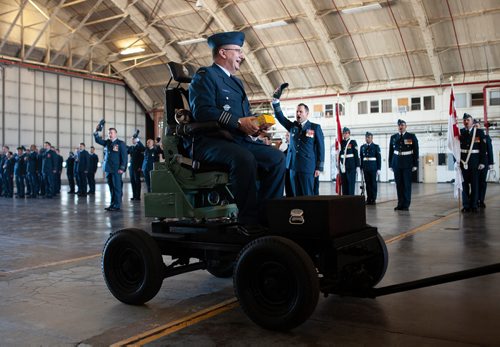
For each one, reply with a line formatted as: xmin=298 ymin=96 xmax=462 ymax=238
xmin=342 ymin=127 xmax=350 ymax=133
xmin=365 ymin=132 xmax=373 ymax=137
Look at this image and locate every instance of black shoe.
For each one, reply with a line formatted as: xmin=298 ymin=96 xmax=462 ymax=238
xmin=399 ymin=207 xmax=409 ymax=211
xmin=108 ymin=207 xmax=120 ymax=211
xmin=88 ymin=192 xmax=95 ymax=195
xmin=237 ymin=224 xmax=267 ymax=236
xmin=461 ymin=208 xmax=470 ymax=213
xmin=68 ymin=191 xmax=75 ymax=194
xmin=272 ymin=82 xmax=289 ymax=99
xmin=104 ymin=207 xmax=112 ymax=211
xmin=479 ymin=202 xmax=486 ymax=209
xmin=78 ymin=193 xmax=87 ymax=197
xmin=471 ymin=207 xmax=478 ymax=213
xmin=394 ymin=206 xmax=401 ymax=210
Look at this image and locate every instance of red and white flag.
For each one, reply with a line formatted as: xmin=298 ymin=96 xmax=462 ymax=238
xmin=335 ymin=98 xmax=343 ymax=195
xmin=447 ymin=87 xmax=463 ymax=198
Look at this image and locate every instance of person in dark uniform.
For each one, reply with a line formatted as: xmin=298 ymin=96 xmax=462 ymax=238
xmin=339 ymin=127 xmax=360 ymax=196
xmin=188 ymin=31 xmax=285 ymax=229
xmin=360 ymin=132 xmax=381 ymax=205
xmin=272 ymin=101 xmax=324 ymax=196
xmin=66 ymin=152 xmax=76 ymax=194
xmin=41 ymin=142 xmax=58 ymax=198
xmin=94 ymin=127 xmax=128 ymax=211
xmin=87 ymin=146 xmax=98 ymax=195
xmin=2 ymin=151 xmax=15 ymax=197
xmin=27 ymin=145 xmax=39 ymax=198
xmin=127 ymin=135 xmax=145 ymax=200
xmin=76 ymin=143 xmax=89 ymax=197
xmin=0 ymin=146 xmax=6 ymax=197
xmin=73 ymin=147 xmax=80 ymax=194
xmin=142 ymin=139 xmax=161 ymax=193
xmin=14 ymin=146 xmax=27 ymax=198
xmin=37 ymin=146 xmax=45 ymax=196
xmin=53 ymin=148 xmax=63 ymax=195
xmin=459 ymin=114 xmax=487 ymax=212
xmin=475 ymin=120 xmax=494 ymax=209
xmin=278 ymin=132 xmax=294 ymax=197
xmin=388 ymin=119 xmax=419 ymax=211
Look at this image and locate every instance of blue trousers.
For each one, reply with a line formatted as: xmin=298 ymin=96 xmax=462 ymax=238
xmin=194 ymin=136 xmax=285 ymax=225
xmin=143 ymin=169 xmax=152 ymax=193
xmin=87 ymin=172 xmax=96 ymax=193
xmin=289 ymin=170 xmax=314 ymax=196
xmin=78 ymin=171 xmax=88 ymax=194
xmin=129 ymin=168 xmax=142 ymax=197
xmin=43 ymin=172 xmax=55 ymax=198
xmin=67 ymin=174 xmax=75 ymax=193
xmin=15 ymin=175 xmax=25 ymax=197
xmin=461 ymin=167 xmax=480 ymax=209
xmin=363 ymin=169 xmax=378 ymax=202
xmin=341 ymin=169 xmax=356 ymax=195
xmin=478 ymin=168 xmax=488 ymax=204
xmin=106 ymin=172 xmax=123 ymax=209
xmin=28 ymin=172 xmax=39 ymax=197
xmin=394 ymin=167 xmax=412 ymax=208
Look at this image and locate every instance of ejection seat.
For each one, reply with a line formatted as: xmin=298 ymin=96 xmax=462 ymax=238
xmin=144 ymin=62 xmax=238 ymax=220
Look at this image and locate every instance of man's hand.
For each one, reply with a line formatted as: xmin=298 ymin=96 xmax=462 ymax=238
xmin=478 ymin=164 xmax=485 ymax=170
xmin=376 ymin=170 xmax=381 ymax=176
xmin=118 ymin=169 xmax=124 ymax=174
xmin=238 ymin=116 xmax=260 ymax=135
xmin=489 ymin=164 xmax=494 ymax=170
xmin=314 ymin=170 xmax=320 ymax=177
xmin=412 ymin=166 xmax=417 ymax=172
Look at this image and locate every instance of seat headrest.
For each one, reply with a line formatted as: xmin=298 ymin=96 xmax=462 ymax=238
xmin=167 ymin=62 xmax=196 ymax=84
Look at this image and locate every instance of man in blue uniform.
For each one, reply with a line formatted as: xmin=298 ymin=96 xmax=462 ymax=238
xmin=41 ymin=142 xmax=58 ymax=198
xmin=77 ymin=143 xmax=89 ymax=197
xmin=94 ymin=126 xmax=128 ymax=211
xmin=127 ymin=135 xmax=144 ymax=200
xmin=475 ymin=121 xmax=494 ymax=209
xmin=142 ymin=138 xmax=161 ymax=193
xmin=360 ymin=132 xmax=381 ymax=205
xmin=0 ymin=146 xmax=6 ymax=197
xmin=87 ymin=146 xmax=98 ymax=195
xmin=54 ymin=148 xmax=63 ymax=195
xmin=2 ymin=151 xmax=15 ymax=197
xmin=459 ymin=114 xmax=487 ymax=212
xmin=339 ymin=127 xmax=360 ymax=195
xmin=14 ymin=146 xmax=27 ymax=198
xmin=272 ymin=101 xmax=324 ymax=196
xmin=389 ymin=119 xmax=419 ymax=211
xmin=27 ymin=145 xmax=39 ymax=198
xmin=37 ymin=147 xmax=45 ymax=196
xmin=66 ymin=152 xmax=76 ymax=194
xmin=188 ymin=31 xmax=285 ymax=229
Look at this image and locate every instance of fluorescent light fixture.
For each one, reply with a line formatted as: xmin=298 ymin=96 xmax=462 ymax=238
xmin=120 ymin=46 xmax=145 ymax=55
xmin=253 ymin=20 xmax=288 ymax=30
xmin=177 ymin=37 xmax=207 ymax=45
xmin=341 ymin=3 xmax=382 ymax=14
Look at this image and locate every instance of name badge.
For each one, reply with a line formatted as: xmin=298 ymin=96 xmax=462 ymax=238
xmin=404 ymin=139 xmax=413 ymax=145
xmin=347 ymin=144 xmax=352 ymax=149
xmin=306 ymin=129 xmax=315 ymax=138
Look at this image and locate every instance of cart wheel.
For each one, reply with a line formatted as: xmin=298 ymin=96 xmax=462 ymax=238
xmin=234 ymin=236 xmax=319 ymax=331
xmin=338 ymin=232 xmax=388 ymax=291
xmin=102 ymin=228 xmax=164 ymax=305
xmin=206 ymin=259 xmax=234 ymax=278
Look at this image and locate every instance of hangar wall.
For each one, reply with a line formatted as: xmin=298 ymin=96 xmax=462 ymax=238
xmin=0 ymin=63 xmax=146 ymax=179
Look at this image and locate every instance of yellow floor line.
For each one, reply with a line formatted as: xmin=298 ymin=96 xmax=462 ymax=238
xmin=3 ymin=253 xmax=101 ymax=275
xmin=385 ymin=211 xmax=459 ymax=244
xmin=110 ymin=298 xmax=239 ymax=347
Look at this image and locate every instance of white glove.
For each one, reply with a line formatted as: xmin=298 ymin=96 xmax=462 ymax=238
xmin=412 ymin=167 xmax=417 ymax=172
xmin=376 ymin=170 xmax=380 ymax=176
xmin=389 ymin=167 xmax=393 ymax=172
xmin=489 ymin=164 xmax=494 ymax=170
xmin=478 ymin=164 xmax=485 ymax=170
xmin=356 ymin=167 xmax=361 ymax=176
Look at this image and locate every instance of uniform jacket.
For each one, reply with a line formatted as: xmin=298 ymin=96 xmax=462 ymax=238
xmin=89 ymin=153 xmax=99 ymax=173
xmin=57 ymin=154 xmax=64 ymax=173
xmin=459 ymin=127 xmax=487 ymax=168
xmin=360 ymin=143 xmax=381 ymax=172
xmin=485 ymin=135 xmax=494 ymax=166
xmin=273 ymin=103 xmax=324 ymax=174
xmin=77 ymin=150 xmax=90 ymax=173
xmin=189 ymin=64 xmax=251 ymax=140
xmin=340 ymin=138 xmax=360 ymax=171
xmin=142 ymin=146 xmax=161 ymax=172
xmin=128 ymin=141 xmax=145 ymax=171
xmin=27 ymin=151 xmax=38 ymax=174
xmin=94 ymin=133 xmax=128 ymax=174
xmin=14 ymin=153 xmax=27 ymax=176
xmin=66 ymin=156 xmax=75 ymax=176
xmin=3 ymin=156 xmax=15 ymax=176
xmin=388 ymin=132 xmax=419 ymax=169
xmin=41 ymin=149 xmax=58 ymax=174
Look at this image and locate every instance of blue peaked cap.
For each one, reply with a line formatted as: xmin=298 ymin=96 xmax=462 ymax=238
xmin=397 ymin=119 xmax=406 ymax=125
xmin=342 ymin=127 xmax=350 ymax=133
xmin=207 ymin=31 xmax=245 ymax=49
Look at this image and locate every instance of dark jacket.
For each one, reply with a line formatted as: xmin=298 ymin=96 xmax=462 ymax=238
xmin=142 ymin=146 xmax=161 ymax=172
xmin=459 ymin=127 xmax=487 ymax=168
xmin=94 ymin=133 xmax=128 ymax=173
xmin=77 ymin=149 xmax=90 ymax=173
xmin=14 ymin=153 xmax=27 ymax=176
xmin=388 ymin=132 xmax=419 ymax=169
xmin=360 ymin=143 xmax=381 ymax=172
xmin=89 ymin=153 xmax=99 ymax=173
xmin=340 ymin=138 xmax=360 ymax=171
xmin=66 ymin=156 xmax=75 ymax=176
xmin=41 ymin=149 xmax=58 ymax=174
xmin=128 ymin=141 xmax=145 ymax=171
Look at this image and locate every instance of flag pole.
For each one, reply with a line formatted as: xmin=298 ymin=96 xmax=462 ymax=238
xmin=450 ymin=75 xmax=461 ymax=212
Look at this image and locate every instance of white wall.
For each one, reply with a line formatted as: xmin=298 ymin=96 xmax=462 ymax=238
xmin=0 ymin=64 xmax=146 ymax=180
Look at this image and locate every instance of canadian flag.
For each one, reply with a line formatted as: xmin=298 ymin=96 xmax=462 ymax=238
xmin=335 ymin=101 xmax=343 ymax=195
xmin=446 ymin=87 xmax=463 ymax=198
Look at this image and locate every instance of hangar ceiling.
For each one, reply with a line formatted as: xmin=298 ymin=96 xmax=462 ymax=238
xmin=0 ymin=0 xmax=499 ymax=111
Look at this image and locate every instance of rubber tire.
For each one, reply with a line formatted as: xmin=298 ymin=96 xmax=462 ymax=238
xmin=234 ymin=236 xmax=319 ymax=331
xmin=102 ymin=228 xmax=164 ymax=305
xmin=372 ymin=233 xmax=389 ymax=286
xmin=206 ymin=259 xmax=234 ymax=278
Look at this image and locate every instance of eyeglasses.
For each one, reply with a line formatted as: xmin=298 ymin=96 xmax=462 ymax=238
xmin=222 ymin=48 xmax=244 ymax=54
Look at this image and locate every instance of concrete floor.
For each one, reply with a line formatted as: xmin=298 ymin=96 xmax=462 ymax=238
xmin=0 ymin=181 xmax=499 ymax=346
